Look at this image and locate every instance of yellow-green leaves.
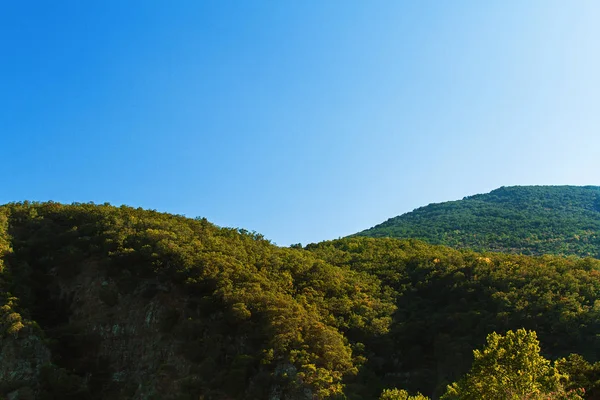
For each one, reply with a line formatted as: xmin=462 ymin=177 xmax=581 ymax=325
xmin=442 ymin=329 xmax=579 ymax=400
xmin=380 ymin=388 xmax=430 ymax=400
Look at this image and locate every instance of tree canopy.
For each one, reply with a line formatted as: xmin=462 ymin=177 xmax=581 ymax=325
xmin=441 ymin=329 xmax=574 ymax=400
xmin=1 ymin=201 xmax=600 ymax=399
xmin=356 ymin=186 xmax=600 ymax=258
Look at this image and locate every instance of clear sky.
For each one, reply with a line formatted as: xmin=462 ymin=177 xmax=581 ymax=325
xmin=1 ymin=1 xmax=599 ymax=246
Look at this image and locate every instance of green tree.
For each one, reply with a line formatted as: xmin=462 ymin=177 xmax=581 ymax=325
xmin=379 ymin=388 xmax=429 ymax=400
xmin=442 ymin=329 xmax=579 ymax=400
xmin=556 ymin=354 xmax=600 ymax=399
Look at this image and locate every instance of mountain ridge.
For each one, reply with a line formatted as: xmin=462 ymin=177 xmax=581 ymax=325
xmin=355 ymin=185 xmax=600 ymax=258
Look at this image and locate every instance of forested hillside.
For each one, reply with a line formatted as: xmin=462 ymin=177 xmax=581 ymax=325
xmin=355 ymin=186 xmax=600 ymax=258
xmin=1 ymin=202 xmax=600 ymax=399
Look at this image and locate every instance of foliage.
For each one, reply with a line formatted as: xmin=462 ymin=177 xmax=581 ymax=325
xmin=379 ymin=388 xmax=430 ymax=399
xmin=441 ymin=329 xmax=571 ymax=399
xmin=1 ymin=201 xmax=600 ymax=399
xmin=556 ymin=354 xmax=600 ymax=400
xmin=306 ymin=237 xmax=600 ymax=398
xmin=356 ymin=186 xmax=600 ymax=258
xmin=0 ymin=202 xmax=394 ymax=399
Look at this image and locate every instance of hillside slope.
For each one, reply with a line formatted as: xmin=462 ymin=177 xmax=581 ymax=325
xmin=0 ymin=202 xmax=393 ymax=400
xmin=355 ymin=186 xmax=600 ymax=257
xmin=1 ymin=202 xmax=600 ymax=399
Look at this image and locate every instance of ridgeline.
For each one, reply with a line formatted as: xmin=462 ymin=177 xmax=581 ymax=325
xmin=356 ymin=186 xmax=600 ymax=258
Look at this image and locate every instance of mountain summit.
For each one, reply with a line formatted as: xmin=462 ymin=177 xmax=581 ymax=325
xmin=355 ymin=185 xmax=600 ymax=258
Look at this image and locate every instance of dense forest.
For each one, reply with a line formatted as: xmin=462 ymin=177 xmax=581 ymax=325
xmin=1 ymin=194 xmax=600 ymax=399
xmin=355 ymin=186 xmax=600 ymax=258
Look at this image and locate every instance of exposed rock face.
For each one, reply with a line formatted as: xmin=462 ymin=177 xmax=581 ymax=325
xmin=52 ymin=261 xmax=195 ymax=399
xmin=0 ymin=328 xmax=51 ymax=398
xmin=2 ymin=258 xmax=198 ymax=399
xmin=2 ymin=257 xmax=313 ymax=400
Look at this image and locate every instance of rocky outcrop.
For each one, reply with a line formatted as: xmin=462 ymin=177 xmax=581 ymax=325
xmin=0 ymin=325 xmax=50 ymax=399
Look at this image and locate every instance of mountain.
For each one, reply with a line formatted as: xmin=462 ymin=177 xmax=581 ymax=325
xmin=0 ymin=202 xmax=389 ymax=399
xmin=2 ymin=201 xmax=600 ymax=399
xmin=355 ymin=185 xmax=600 ymax=258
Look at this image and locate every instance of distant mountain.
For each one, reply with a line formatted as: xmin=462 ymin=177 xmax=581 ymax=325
xmin=355 ymin=185 xmax=600 ymax=258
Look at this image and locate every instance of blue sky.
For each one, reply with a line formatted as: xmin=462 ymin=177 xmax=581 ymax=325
xmin=1 ymin=1 xmax=599 ymax=246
